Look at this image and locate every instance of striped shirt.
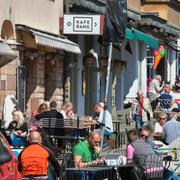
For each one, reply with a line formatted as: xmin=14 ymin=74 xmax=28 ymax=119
xmin=162 ymin=118 xmax=180 ymax=144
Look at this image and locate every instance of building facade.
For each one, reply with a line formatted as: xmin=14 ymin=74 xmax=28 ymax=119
xmin=0 ymin=0 xmax=179 ymax=120
xmin=63 ymin=0 xmax=180 ymax=115
xmin=0 ymin=0 xmax=81 ymax=118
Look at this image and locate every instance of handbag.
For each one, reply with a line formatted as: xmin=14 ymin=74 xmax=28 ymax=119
xmin=146 ymin=111 xmax=151 ymax=121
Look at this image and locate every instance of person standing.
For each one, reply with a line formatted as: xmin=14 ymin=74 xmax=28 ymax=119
xmin=158 ymin=83 xmax=175 ymax=111
xmin=148 ymin=75 xmax=164 ymax=111
xmin=130 ymin=90 xmax=153 ymax=130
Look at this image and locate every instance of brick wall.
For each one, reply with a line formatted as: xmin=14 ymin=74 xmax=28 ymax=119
xmin=45 ymin=56 xmax=64 ymax=110
xmin=25 ymin=54 xmax=64 ymax=117
xmin=25 ymin=55 xmax=45 ymax=116
xmin=0 ymin=59 xmax=17 ymax=119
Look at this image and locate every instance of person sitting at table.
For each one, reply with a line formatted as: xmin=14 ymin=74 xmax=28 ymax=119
xmin=8 ymin=110 xmax=28 ymax=147
xmin=126 ymin=128 xmax=155 ymax=161
xmin=73 ymin=131 xmax=103 ymax=168
xmin=35 ymin=101 xmax=63 ymax=120
xmin=31 ymin=102 xmax=48 ymax=119
xmin=18 ymin=130 xmax=60 ymax=179
xmin=127 ymin=128 xmax=163 ymax=179
xmin=35 ymin=101 xmax=64 ymax=152
xmin=154 ymin=113 xmax=167 ymax=135
xmin=162 ymin=108 xmax=180 ymax=144
xmin=94 ymin=102 xmax=113 ymax=136
xmin=60 ymin=101 xmax=76 ymax=119
xmin=126 ymin=130 xmax=138 ymax=163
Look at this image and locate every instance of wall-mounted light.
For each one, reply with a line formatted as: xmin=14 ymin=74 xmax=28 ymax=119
xmin=44 ymin=52 xmax=55 ymax=61
xmin=44 ymin=52 xmax=60 ymax=66
xmin=24 ymin=48 xmax=38 ymax=60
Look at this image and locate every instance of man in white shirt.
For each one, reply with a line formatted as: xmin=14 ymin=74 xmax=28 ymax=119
xmin=94 ymin=102 xmax=113 ymax=136
xmin=148 ymin=75 xmax=164 ymax=110
xmin=60 ymin=102 xmax=76 ymax=119
xmin=148 ymin=75 xmax=164 ymax=100
xmin=154 ymin=112 xmax=167 ymax=135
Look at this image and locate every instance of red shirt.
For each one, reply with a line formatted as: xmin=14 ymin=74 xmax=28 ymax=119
xmin=138 ymin=97 xmax=144 ymax=116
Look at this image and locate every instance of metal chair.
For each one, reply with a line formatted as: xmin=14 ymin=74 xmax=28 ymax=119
xmin=133 ymin=153 xmax=164 ymax=180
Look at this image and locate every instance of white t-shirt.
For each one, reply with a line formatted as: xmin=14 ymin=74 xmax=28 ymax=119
xmin=98 ymin=110 xmax=113 ymax=132
xmin=154 ymin=122 xmax=163 ymax=133
xmin=60 ymin=110 xmax=66 ymax=119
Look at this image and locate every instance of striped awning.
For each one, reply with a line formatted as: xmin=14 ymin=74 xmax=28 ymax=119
xmin=32 ymin=30 xmax=81 ymax=54
xmin=16 ymin=24 xmax=81 ymax=54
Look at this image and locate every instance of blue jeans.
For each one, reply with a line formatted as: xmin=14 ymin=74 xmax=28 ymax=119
xmin=96 ymin=128 xmax=112 ymax=137
xmin=134 ymin=115 xmax=143 ymax=130
xmin=164 ymin=169 xmax=180 ymax=180
xmin=10 ymin=133 xmax=27 ymax=147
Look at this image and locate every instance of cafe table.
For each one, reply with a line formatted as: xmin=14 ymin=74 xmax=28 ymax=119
xmin=66 ymin=166 xmax=115 ymax=180
xmin=157 ymin=147 xmax=180 ymax=175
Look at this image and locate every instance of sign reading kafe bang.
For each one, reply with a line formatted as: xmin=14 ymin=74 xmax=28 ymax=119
xmin=63 ymin=14 xmax=104 ymax=35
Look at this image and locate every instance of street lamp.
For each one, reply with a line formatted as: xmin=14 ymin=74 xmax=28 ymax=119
xmin=89 ymin=49 xmax=100 ymax=102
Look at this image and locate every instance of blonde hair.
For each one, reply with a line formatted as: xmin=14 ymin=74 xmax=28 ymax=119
xmin=12 ymin=110 xmax=25 ymax=128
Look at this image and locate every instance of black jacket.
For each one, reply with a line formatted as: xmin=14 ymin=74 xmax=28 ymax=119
xmin=35 ymin=109 xmax=63 ymax=120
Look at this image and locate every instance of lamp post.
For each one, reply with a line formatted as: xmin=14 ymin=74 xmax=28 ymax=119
xmin=101 ymin=43 xmax=113 ymax=148
xmin=89 ymin=49 xmax=100 ymax=102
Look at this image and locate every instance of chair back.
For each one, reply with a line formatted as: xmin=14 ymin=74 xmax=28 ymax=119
xmin=133 ymin=153 xmax=164 ymax=180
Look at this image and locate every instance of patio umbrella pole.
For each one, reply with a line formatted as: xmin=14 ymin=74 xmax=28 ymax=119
xmin=100 ymin=42 xmax=113 ymax=148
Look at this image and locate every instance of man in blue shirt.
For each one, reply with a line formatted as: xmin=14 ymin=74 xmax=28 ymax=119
xmin=162 ymin=108 xmax=180 ymax=144
xmin=158 ymin=84 xmax=174 ymax=110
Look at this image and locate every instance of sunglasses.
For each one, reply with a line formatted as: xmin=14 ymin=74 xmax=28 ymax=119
xmin=141 ymin=134 xmax=149 ymax=139
xmin=159 ymin=118 xmax=166 ymax=120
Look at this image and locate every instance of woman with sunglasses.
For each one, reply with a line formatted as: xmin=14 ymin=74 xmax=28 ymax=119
xmin=127 ymin=128 xmax=163 ymax=179
xmin=126 ymin=128 xmax=155 ymax=161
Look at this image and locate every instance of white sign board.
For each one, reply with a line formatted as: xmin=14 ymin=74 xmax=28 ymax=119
xmin=63 ymin=14 xmax=102 ymax=35
xmin=178 ymin=39 xmax=180 ymax=51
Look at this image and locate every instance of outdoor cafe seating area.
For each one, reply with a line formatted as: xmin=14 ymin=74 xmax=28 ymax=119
xmin=4 ymin=112 xmax=180 ymax=180
xmin=27 ymin=117 xmax=176 ymax=180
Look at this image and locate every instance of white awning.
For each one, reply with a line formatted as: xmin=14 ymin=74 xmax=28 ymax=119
xmin=0 ymin=41 xmax=18 ymax=67
xmin=32 ymin=30 xmax=81 ymax=54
